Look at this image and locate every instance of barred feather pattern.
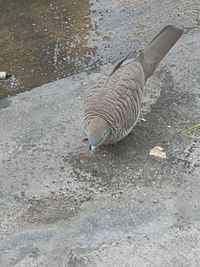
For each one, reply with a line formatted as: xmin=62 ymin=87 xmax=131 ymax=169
xmin=83 ymin=61 xmax=145 ymax=144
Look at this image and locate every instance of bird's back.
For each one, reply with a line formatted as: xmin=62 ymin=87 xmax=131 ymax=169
xmin=83 ymin=60 xmax=145 ymax=143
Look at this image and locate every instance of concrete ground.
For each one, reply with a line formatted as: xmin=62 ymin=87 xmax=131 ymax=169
xmin=0 ymin=0 xmax=200 ymax=266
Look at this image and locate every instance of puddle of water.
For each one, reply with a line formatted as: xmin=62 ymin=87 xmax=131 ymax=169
xmin=0 ymin=0 xmax=99 ymax=98
xmin=0 ymin=0 xmax=139 ymax=99
xmin=1 ymin=0 xmax=196 ymax=99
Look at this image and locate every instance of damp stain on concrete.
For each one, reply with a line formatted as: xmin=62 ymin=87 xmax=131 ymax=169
xmin=0 ymin=0 xmax=96 ymax=98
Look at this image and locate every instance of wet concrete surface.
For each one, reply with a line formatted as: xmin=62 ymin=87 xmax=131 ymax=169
xmin=1 ymin=0 xmax=199 ymax=98
xmin=0 ymin=0 xmax=138 ymax=98
xmin=0 ymin=0 xmax=94 ymax=98
xmin=1 ymin=0 xmax=200 ymax=266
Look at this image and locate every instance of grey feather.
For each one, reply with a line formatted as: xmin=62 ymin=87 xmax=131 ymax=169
xmin=83 ymin=25 xmax=184 ymax=151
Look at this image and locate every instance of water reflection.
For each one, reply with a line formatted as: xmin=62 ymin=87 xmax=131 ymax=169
xmin=0 ymin=0 xmax=97 ymax=98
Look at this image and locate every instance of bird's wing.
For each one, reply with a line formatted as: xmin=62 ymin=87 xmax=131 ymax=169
xmin=83 ymin=60 xmax=145 ymax=131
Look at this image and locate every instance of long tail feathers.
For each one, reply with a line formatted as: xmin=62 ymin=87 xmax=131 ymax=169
xmin=138 ymin=25 xmax=184 ymax=80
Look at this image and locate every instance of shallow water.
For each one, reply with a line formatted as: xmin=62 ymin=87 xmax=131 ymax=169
xmin=0 ymin=0 xmax=198 ymax=99
xmin=0 ymin=0 xmax=143 ymax=98
xmin=0 ymin=0 xmax=97 ymax=98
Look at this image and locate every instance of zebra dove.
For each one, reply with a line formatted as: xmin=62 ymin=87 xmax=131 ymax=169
xmin=83 ymin=25 xmax=183 ymax=152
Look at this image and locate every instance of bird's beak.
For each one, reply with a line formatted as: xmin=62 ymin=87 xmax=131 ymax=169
xmin=91 ymin=145 xmax=96 ymax=155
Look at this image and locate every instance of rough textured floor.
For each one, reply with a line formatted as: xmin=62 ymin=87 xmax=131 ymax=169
xmin=0 ymin=0 xmax=200 ymax=266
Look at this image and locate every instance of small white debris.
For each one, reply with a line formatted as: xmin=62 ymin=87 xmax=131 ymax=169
xmin=0 ymin=71 xmax=11 ymax=80
xmin=141 ymin=118 xmax=146 ymax=122
xmin=149 ymin=146 xmax=167 ymax=159
xmin=0 ymin=72 xmax=7 ymax=79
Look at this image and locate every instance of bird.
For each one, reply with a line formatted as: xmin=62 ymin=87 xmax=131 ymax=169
xmin=83 ymin=25 xmax=184 ymax=153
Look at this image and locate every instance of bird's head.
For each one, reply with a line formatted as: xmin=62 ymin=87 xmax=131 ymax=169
xmin=87 ymin=117 xmax=109 ymax=153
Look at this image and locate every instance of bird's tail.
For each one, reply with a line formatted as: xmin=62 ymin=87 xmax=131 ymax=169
xmin=138 ymin=25 xmax=184 ymax=80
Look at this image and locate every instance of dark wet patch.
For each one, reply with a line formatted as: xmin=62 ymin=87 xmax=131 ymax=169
xmin=23 ymin=193 xmax=78 ymax=224
xmin=0 ymin=0 xmax=141 ymax=99
xmin=23 ymin=186 xmax=94 ymax=224
xmin=0 ymin=98 xmax=11 ymax=109
xmin=0 ymin=0 xmax=98 ymax=98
